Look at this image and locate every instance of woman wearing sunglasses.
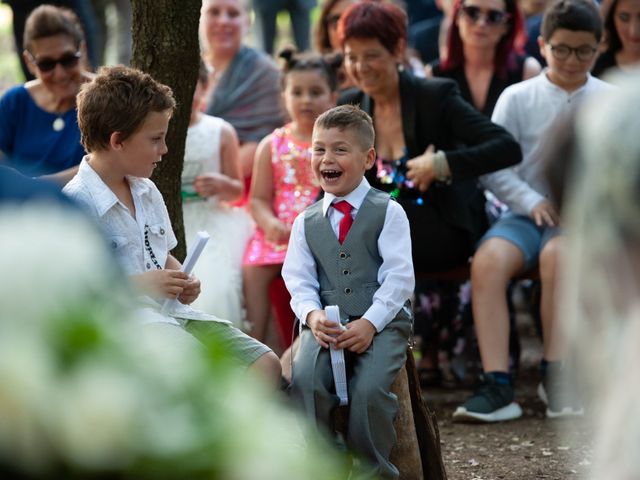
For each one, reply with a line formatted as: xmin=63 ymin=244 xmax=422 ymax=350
xmin=0 ymin=5 xmax=92 ymax=184
xmin=428 ymin=0 xmax=541 ymax=117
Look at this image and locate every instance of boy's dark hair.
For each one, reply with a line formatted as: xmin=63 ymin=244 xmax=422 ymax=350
xmin=77 ymin=66 xmax=176 ymax=152
xmin=278 ymin=47 xmax=342 ymax=92
xmin=541 ymin=0 xmax=603 ymax=42
xmin=197 ymin=59 xmax=209 ymax=86
xmin=314 ymin=105 xmax=375 ymax=150
xmin=24 ymin=4 xmax=85 ymax=52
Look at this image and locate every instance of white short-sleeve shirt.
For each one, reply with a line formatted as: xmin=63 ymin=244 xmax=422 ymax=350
xmin=63 ymin=157 xmax=177 ymax=276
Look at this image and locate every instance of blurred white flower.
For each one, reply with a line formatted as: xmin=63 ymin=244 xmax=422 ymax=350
xmin=0 ymin=336 xmax=56 ymax=473
xmin=0 ymin=204 xmax=348 ymax=479
xmin=49 ymin=362 xmax=140 ymax=470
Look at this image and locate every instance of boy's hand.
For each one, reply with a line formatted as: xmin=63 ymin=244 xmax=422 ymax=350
xmin=336 ymin=318 xmax=376 ymax=354
xmin=307 ymin=310 xmax=343 ymax=349
xmin=193 ymin=173 xmax=226 ymax=198
xmin=264 ymin=217 xmax=290 ymax=243
xmin=136 ymin=269 xmax=189 ymax=299
xmin=531 ymin=199 xmax=560 ymax=227
xmin=406 ymin=145 xmax=435 ymax=192
xmin=178 ymin=275 xmax=201 ymax=304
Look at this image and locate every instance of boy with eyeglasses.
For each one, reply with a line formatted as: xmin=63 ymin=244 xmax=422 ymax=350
xmin=453 ymin=0 xmax=612 ymax=423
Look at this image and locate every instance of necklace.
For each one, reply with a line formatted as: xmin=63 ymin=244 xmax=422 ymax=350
xmin=52 ymin=116 xmax=65 ymax=132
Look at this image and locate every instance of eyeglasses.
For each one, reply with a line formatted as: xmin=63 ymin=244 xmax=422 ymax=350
xmin=549 ymin=44 xmax=598 ymax=62
xmin=28 ymin=51 xmax=81 ymax=73
xmin=460 ymin=5 xmax=511 ymax=25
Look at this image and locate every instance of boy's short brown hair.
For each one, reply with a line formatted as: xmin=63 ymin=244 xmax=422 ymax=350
xmin=314 ymin=104 xmax=375 ymax=151
xmin=541 ymin=0 xmax=603 ymax=42
xmin=77 ymin=66 xmax=176 ymax=152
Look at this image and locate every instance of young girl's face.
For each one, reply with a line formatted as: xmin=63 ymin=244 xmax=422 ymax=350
xmin=614 ymin=0 xmax=640 ymax=56
xmin=282 ymin=70 xmax=337 ymax=129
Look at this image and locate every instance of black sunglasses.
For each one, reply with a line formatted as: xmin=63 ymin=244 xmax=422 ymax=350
xmin=28 ymin=51 xmax=81 ymax=73
xmin=460 ymin=5 xmax=511 ymax=25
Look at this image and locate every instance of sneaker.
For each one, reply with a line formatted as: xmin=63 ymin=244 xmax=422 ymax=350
xmin=537 ymin=380 xmax=584 ymax=419
xmin=453 ymin=374 xmax=522 ymax=423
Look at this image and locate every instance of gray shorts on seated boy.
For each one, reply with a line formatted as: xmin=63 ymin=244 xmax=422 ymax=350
xmin=282 ymin=105 xmax=414 ymax=479
xmin=62 ymin=66 xmax=272 ymax=372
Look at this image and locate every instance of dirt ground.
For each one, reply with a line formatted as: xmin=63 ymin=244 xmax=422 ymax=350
xmin=422 ymin=316 xmax=593 ymax=480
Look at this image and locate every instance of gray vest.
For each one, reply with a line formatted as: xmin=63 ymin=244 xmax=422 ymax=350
xmin=305 ymin=188 xmax=411 ymax=323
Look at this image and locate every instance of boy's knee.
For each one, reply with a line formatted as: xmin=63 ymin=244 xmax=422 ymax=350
xmin=472 ymin=240 xmax=519 ymax=282
xmin=350 ymin=380 xmax=388 ymax=407
xmin=539 ymin=239 xmax=561 ymax=281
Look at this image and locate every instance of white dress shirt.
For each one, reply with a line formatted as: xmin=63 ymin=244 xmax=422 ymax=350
xmin=482 ymin=71 xmax=612 ymax=215
xmin=282 ymin=178 xmax=415 ymax=332
xmin=63 ymin=158 xmax=177 ymax=276
xmin=64 ymin=158 xmax=225 ymax=325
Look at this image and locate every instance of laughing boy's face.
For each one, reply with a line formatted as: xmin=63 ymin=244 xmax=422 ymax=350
xmin=311 ymin=126 xmax=375 ymax=198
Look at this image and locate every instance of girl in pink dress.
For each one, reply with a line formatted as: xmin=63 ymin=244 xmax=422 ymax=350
xmin=243 ymin=49 xmax=340 ymax=346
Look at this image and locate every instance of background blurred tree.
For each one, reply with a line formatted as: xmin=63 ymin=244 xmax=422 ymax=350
xmin=130 ymin=0 xmax=201 ymax=261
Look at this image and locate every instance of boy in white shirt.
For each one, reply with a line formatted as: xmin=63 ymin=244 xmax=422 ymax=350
xmin=453 ymin=0 xmax=611 ymax=423
xmin=282 ymin=105 xmax=414 ymax=479
xmin=63 ymin=66 xmax=280 ymax=384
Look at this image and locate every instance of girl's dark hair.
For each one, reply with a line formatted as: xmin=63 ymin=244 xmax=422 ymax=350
xmin=278 ymin=47 xmax=342 ymax=91
xmin=442 ymin=0 xmax=525 ymax=79
xmin=197 ymin=59 xmax=209 ymax=85
xmin=24 ymin=4 xmax=85 ymax=52
xmin=600 ymin=0 xmax=622 ymax=54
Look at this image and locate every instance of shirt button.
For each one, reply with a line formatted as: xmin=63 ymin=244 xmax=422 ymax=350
xmin=146 ymin=263 xmax=151 ymax=270
xmin=111 ymin=241 xmax=117 ymax=249
xmin=344 ymin=287 xmax=352 ymax=294
xmin=343 ymin=270 xmax=350 ymax=275
xmin=339 ymin=252 xmax=348 ymax=259
xmin=160 ymin=228 xmax=165 ymax=235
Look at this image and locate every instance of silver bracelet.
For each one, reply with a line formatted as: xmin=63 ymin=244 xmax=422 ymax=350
xmin=433 ymin=150 xmax=452 ymax=183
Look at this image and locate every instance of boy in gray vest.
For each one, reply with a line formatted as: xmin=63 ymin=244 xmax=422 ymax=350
xmin=282 ymin=105 xmax=415 ymax=479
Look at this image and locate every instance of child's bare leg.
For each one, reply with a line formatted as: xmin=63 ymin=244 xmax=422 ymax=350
xmin=471 ymin=238 xmax=525 ymax=373
xmin=539 ymin=236 xmax=562 ymax=361
xmin=280 ymin=337 xmax=300 ymax=384
xmin=249 ymin=351 xmax=282 ymax=390
xmin=243 ymin=264 xmax=281 ymax=342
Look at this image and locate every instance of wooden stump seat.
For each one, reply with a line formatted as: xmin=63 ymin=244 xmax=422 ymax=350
xmin=331 ymin=349 xmax=448 ymax=480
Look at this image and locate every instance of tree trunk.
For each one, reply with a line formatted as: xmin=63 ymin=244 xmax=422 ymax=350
xmin=130 ymin=0 xmax=201 ymax=261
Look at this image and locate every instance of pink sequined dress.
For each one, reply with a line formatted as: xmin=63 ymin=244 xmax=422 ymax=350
xmin=243 ymin=124 xmax=320 ymax=266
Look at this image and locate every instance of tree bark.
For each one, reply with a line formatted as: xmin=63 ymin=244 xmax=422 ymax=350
xmin=130 ymin=0 xmax=201 ymax=261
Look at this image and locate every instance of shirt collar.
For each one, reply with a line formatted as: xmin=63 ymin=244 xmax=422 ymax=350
xmin=321 ymin=177 xmax=371 ymax=216
xmin=77 ymin=156 xmax=152 ymax=217
xmin=540 ymin=68 xmax=593 ymax=96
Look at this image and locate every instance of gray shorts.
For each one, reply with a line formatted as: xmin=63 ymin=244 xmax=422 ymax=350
xmin=479 ymin=213 xmax=560 ymax=269
xmin=184 ymin=320 xmax=271 ymax=369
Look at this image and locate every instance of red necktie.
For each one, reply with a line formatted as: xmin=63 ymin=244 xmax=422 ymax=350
xmin=332 ymin=200 xmax=354 ymax=244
